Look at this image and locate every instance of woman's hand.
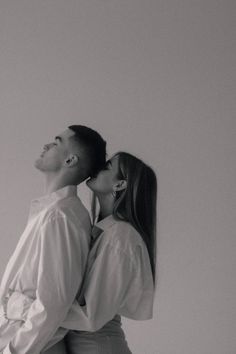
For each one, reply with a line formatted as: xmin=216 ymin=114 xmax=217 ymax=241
xmin=6 ymin=291 xmax=33 ymax=321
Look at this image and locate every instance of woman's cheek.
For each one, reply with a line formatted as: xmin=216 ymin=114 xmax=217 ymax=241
xmin=101 ymin=176 xmax=113 ymax=192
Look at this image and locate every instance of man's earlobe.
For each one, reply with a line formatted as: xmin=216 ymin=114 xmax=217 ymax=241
xmin=65 ymin=154 xmax=79 ymax=167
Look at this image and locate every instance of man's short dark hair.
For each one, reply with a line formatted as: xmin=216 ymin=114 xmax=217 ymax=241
xmin=68 ymin=125 xmax=106 ymax=177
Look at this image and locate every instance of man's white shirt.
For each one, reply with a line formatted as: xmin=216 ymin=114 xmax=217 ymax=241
xmin=0 ymin=186 xmax=91 ymax=354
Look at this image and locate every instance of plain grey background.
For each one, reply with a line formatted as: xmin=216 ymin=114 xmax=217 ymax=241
xmin=0 ymin=1 xmax=235 ymax=354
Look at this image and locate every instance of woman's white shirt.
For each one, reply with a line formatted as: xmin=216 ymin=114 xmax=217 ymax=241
xmin=63 ymin=215 xmax=154 ymax=332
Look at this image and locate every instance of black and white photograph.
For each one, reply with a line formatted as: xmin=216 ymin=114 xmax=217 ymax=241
xmin=0 ymin=1 xmax=235 ymax=353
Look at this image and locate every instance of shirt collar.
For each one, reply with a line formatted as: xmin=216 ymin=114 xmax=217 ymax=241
xmin=30 ymin=185 xmax=78 ymax=215
xmin=91 ymin=215 xmax=116 ymax=241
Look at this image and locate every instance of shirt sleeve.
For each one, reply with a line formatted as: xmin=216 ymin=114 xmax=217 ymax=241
xmin=62 ymin=241 xmax=136 ymax=332
xmin=3 ymin=214 xmax=88 ymax=354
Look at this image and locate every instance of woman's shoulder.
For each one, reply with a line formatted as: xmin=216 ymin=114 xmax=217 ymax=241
xmin=110 ymin=217 xmax=138 ymax=235
xmin=103 ymin=217 xmax=146 ymax=254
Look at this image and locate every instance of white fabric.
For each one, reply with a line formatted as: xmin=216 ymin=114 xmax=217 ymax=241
xmin=4 ymin=215 xmax=154 ymax=342
xmin=62 ymin=215 xmax=154 ymax=332
xmin=0 ymin=186 xmax=91 ymax=354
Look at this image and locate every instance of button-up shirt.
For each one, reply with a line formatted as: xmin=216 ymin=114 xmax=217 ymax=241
xmin=62 ymin=215 xmax=154 ymax=332
xmin=0 ymin=186 xmax=91 ymax=353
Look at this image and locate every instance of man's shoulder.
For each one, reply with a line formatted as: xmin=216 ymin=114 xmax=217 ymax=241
xmin=42 ymin=196 xmax=91 ymax=230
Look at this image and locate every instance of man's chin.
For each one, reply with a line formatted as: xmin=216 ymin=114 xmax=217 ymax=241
xmin=34 ymin=158 xmax=42 ymax=170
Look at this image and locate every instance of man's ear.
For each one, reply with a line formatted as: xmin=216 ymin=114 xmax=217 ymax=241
xmin=113 ymin=179 xmax=127 ymax=192
xmin=64 ymin=154 xmax=79 ymax=168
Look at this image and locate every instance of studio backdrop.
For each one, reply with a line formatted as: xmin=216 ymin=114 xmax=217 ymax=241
xmin=0 ymin=1 xmax=235 ymax=353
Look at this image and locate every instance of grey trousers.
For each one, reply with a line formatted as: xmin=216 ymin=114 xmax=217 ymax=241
xmin=43 ymin=340 xmax=67 ymax=354
xmin=65 ymin=315 xmax=132 ymax=354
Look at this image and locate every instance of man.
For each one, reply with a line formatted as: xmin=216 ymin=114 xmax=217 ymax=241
xmin=0 ymin=125 xmax=106 ymax=353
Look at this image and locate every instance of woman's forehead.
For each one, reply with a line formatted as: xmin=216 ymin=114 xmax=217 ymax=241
xmin=110 ymin=155 xmax=119 ymax=165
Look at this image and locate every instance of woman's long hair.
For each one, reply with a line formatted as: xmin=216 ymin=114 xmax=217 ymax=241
xmin=113 ymin=152 xmax=157 ymax=284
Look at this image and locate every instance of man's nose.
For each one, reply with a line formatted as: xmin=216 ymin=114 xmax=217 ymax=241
xmin=43 ymin=143 xmax=52 ymax=151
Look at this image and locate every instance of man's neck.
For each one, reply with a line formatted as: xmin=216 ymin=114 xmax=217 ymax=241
xmin=44 ymin=173 xmax=78 ymax=194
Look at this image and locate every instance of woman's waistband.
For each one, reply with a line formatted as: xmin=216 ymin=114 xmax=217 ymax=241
xmin=71 ymin=315 xmax=125 ymax=338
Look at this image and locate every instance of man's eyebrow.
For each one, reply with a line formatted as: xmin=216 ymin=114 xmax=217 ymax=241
xmin=55 ymin=136 xmax=62 ymax=142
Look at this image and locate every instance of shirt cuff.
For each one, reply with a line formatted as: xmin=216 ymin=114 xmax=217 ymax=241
xmin=7 ymin=291 xmax=33 ymax=321
xmin=2 ymin=344 xmax=12 ymax=354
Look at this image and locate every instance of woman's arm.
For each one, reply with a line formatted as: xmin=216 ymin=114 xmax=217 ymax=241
xmin=6 ymin=246 xmax=136 ymax=332
xmin=7 ymin=225 xmax=153 ymax=332
xmin=62 ymin=245 xmax=135 ymax=331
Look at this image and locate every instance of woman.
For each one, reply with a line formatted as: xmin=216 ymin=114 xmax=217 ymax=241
xmin=6 ymin=152 xmax=157 ymax=354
